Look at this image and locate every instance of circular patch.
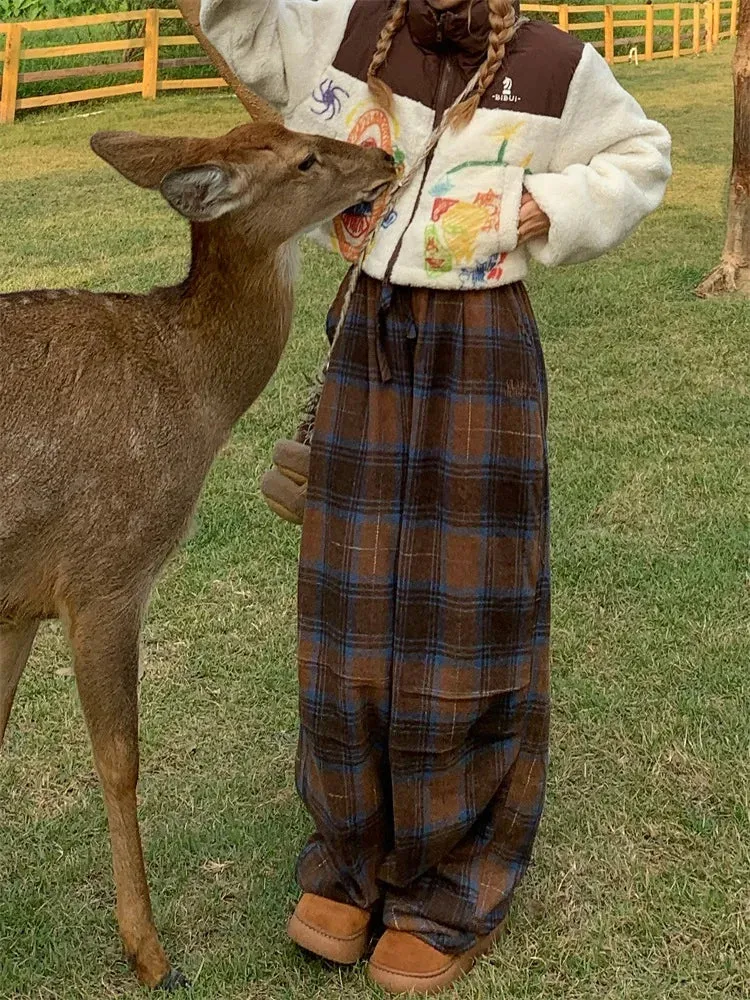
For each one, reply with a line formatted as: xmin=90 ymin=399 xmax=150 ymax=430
xmin=333 ymin=107 xmax=395 ymax=263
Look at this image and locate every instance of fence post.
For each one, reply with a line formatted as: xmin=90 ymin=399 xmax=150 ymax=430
xmin=0 ymin=23 xmax=22 ymax=125
xmin=712 ymin=0 xmax=720 ymax=40
xmin=693 ymin=1 xmax=701 ymax=48
xmin=645 ymin=2 xmax=655 ymax=58
xmin=731 ymin=0 xmax=738 ymax=36
xmin=704 ymin=0 xmax=714 ymax=49
xmin=673 ymin=2 xmax=681 ymax=55
xmin=604 ymin=5 xmax=615 ymax=62
xmin=142 ymin=8 xmax=159 ymax=100
xmin=558 ymin=3 xmax=569 ymax=31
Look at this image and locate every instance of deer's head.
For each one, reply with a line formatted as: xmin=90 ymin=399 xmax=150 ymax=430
xmin=91 ymin=123 xmax=396 ymax=248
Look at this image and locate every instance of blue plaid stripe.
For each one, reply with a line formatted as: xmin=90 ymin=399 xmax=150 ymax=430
xmin=296 ymin=274 xmax=550 ymax=953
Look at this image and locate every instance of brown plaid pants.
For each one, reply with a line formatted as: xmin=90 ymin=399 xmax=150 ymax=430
xmin=295 ymin=274 xmax=550 ymax=954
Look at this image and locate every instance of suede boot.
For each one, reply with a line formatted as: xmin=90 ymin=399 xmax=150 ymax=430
xmin=287 ymin=893 xmax=371 ymax=964
xmin=367 ymin=923 xmax=506 ymax=994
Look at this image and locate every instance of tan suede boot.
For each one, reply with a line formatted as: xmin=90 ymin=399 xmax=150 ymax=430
xmin=260 ymin=439 xmax=310 ymax=524
xmin=367 ymin=923 xmax=506 ymax=994
xmin=287 ymin=893 xmax=371 ymax=964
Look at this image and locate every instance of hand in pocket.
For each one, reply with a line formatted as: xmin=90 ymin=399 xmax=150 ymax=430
xmin=518 ymin=192 xmax=551 ymax=245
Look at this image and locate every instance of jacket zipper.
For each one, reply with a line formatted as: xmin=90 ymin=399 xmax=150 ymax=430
xmin=382 ymin=53 xmax=456 ymax=285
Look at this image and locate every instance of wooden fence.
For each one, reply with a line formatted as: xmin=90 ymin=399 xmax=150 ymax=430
xmin=0 ymin=9 xmax=226 ymax=124
xmin=0 ymin=0 xmax=739 ymax=124
xmin=523 ymin=0 xmax=735 ymax=61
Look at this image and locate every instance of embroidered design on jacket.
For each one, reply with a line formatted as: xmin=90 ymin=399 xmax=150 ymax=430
xmin=447 ymin=128 xmax=519 ymax=182
xmin=424 ymin=189 xmax=502 ymax=275
xmin=332 ymin=105 xmax=399 ymax=262
xmin=429 ymin=122 xmax=526 ymax=198
xmin=460 ymin=252 xmax=508 ymax=286
xmin=424 ymin=121 xmax=528 ymax=278
xmin=310 ymin=78 xmax=350 ymax=120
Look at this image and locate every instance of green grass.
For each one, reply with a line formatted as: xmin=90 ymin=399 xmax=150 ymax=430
xmin=0 ymin=46 xmax=748 ymax=1000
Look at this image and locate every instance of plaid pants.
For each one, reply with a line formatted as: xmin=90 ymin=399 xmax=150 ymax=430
xmin=296 ymin=274 xmax=550 ymax=954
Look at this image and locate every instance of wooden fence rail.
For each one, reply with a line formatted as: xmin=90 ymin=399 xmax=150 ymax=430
xmin=0 ymin=0 xmax=738 ymax=124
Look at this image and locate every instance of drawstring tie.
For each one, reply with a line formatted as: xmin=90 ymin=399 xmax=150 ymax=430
xmin=375 ymin=283 xmax=394 ymax=382
xmin=373 ymin=283 xmax=421 ymax=383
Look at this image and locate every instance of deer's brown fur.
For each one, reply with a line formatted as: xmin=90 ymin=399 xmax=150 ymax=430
xmin=0 ymin=120 xmax=394 ymax=989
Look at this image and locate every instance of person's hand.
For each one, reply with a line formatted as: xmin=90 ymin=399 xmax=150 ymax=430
xmin=517 ymin=192 xmax=550 ymax=245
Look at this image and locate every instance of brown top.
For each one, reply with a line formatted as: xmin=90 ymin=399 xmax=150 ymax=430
xmin=334 ymin=0 xmax=584 ymax=118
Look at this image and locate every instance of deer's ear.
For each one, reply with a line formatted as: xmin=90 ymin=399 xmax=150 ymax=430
xmin=159 ymin=163 xmax=252 ymax=222
xmin=90 ymin=131 xmax=195 ymax=189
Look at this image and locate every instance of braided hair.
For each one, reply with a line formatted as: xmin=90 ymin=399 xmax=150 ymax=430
xmin=449 ymin=0 xmax=517 ymax=127
xmin=366 ymin=0 xmax=518 ymax=128
xmin=366 ymin=0 xmax=410 ymax=111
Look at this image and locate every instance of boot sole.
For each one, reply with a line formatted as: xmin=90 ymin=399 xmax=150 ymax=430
xmin=287 ymin=911 xmax=369 ymax=965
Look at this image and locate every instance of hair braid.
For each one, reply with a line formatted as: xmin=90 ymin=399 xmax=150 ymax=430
xmin=448 ymin=0 xmax=517 ymax=129
xmin=367 ymin=0 xmax=410 ymax=111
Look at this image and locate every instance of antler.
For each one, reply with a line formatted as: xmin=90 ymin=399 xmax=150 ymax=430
xmin=176 ymin=0 xmax=283 ymax=123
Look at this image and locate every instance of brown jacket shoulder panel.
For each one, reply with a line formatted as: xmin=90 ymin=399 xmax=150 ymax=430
xmin=332 ymin=0 xmax=391 ymax=83
xmin=333 ymin=4 xmax=584 ymax=120
xmin=481 ymin=21 xmax=584 ymax=118
xmin=333 ymin=0 xmax=443 ymax=107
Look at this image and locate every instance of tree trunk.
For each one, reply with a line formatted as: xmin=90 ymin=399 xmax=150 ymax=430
xmin=697 ymin=0 xmax=750 ymax=296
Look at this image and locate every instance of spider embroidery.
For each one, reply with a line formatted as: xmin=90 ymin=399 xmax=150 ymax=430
xmin=311 ymin=78 xmax=350 ymax=120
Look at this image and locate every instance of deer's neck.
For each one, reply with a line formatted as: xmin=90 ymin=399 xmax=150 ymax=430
xmin=164 ymin=221 xmax=295 ymax=433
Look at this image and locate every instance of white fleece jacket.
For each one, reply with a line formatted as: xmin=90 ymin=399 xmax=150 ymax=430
xmin=200 ymin=0 xmax=672 ymax=289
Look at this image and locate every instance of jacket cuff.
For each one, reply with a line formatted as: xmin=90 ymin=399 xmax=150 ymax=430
xmin=523 ymin=170 xmax=599 ymax=266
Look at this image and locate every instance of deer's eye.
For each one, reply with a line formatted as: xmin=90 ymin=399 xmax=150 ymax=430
xmin=298 ymin=153 xmax=318 ymax=172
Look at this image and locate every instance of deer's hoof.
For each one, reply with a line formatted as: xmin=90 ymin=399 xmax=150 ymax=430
xmin=156 ymin=967 xmax=191 ymax=991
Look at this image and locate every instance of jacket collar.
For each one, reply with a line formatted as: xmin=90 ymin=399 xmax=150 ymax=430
xmin=407 ymin=0 xmax=495 ymax=61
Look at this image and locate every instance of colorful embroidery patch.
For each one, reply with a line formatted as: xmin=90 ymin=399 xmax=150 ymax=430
xmin=432 ymin=198 xmax=459 ymax=222
xmin=424 ymin=189 xmax=503 ymax=275
xmin=333 ymin=106 xmax=396 ymax=263
xmin=459 ymin=252 xmax=508 ymax=286
xmin=424 ymin=224 xmax=453 ymax=274
xmin=381 ymin=208 xmax=398 ymax=229
xmin=428 ymin=122 xmax=527 ymax=199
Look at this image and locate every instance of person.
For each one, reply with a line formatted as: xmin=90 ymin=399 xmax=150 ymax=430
xmin=187 ymin=0 xmax=672 ymax=992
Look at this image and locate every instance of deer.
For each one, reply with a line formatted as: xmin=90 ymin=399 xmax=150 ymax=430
xmin=0 ymin=62 xmax=395 ymax=988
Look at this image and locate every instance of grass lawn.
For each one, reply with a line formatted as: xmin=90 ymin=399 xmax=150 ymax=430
xmin=0 ymin=45 xmax=748 ymax=1000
